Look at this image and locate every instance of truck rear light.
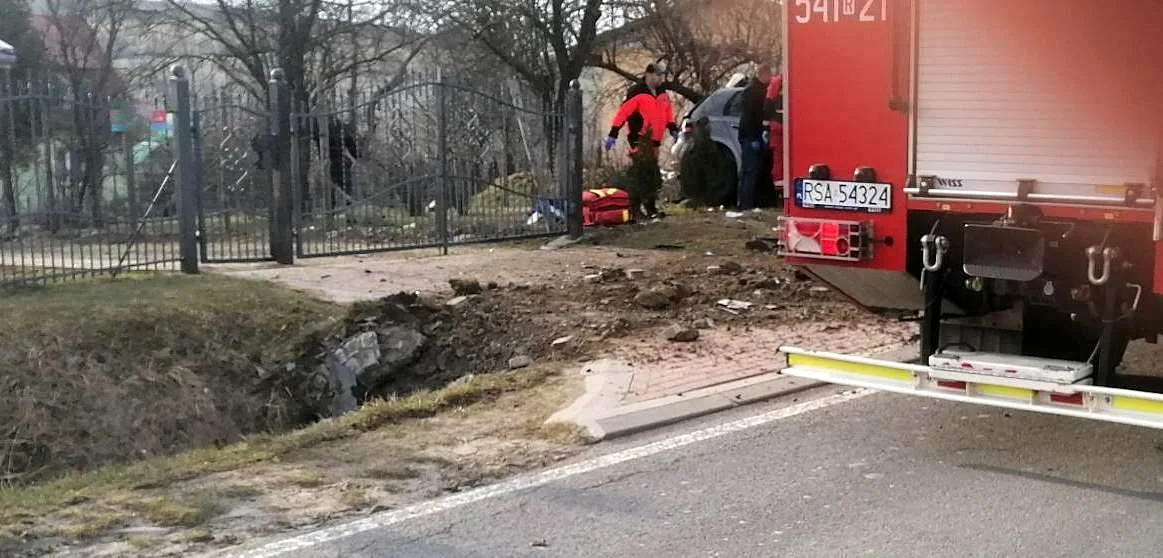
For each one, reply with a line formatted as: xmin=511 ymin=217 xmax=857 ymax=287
xmin=1050 ymin=392 xmax=1085 ymax=406
xmin=776 ymin=216 xmax=872 ymax=262
xmin=854 ymin=167 xmax=877 ymax=183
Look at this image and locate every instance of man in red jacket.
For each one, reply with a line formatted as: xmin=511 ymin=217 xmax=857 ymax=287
xmin=604 ymin=64 xmax=678 ymax=219
xmin=765 ymin=73 xmax=785 ymax=196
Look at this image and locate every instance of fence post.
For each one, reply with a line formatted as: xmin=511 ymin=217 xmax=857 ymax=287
xmin=565 ymin=80 xmax=584 ymax=239
xmin=170 ymin=65 xmax=199 ymax=274
xmin=268 ymin=68 xmax=295 ymax=265
xmin=436 ymin=70 xmax=450 ymax=255
xmin=190 ymin=109 xmax=208 ymax=262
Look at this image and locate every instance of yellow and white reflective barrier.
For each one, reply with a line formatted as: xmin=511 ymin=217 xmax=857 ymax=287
xmin=780 ymin=347 xmax=1163 ymax=430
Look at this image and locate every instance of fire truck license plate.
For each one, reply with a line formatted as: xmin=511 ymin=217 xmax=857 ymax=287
xmin=795 ymin=179 xmax=892 ymax=213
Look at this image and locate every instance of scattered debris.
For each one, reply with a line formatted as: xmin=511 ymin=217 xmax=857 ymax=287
xmin=634 ymin=289 xmax=675 ymax=310
xmin=693 ymin=318 xmax=715 ymax=329
xmin=794 ymin=269 xmax=814 ymax=282
xmin=810 ymin=286 xmax=831 ymax=294
xmin=664 ymin=325 xmax=700 ymax=343
xmin=551 ymin=336 xmax=575 ymax=347
xmin=445 ymin=296 xmax=471 ymax=307
xmin=531 ymin=539 xmax=550 ymax=548
xmin=449 ymin=278 xmax=484 ymax=295
xmin=600 ymin=268 xmax=626 ymax=282
xmin=508 ymin=355 xmax=534 ymax=370
xmin=717 ymin=299 xmax=755 ymax=312
xmin=717 ymin=261 xmax=745 ymax=275
xmin=625 ymin=269 xmax=646 ymax=280
xmin=745 ymin=237 xmax=778 ymax=252
xmin=752 ymin=277 xmax=782 ymax=290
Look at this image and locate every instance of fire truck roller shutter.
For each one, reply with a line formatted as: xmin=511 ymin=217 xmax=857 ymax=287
xmin=913 ymin=0 xmax=1163 ymax=200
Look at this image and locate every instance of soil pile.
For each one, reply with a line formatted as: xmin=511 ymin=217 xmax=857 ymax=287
xmin=281 ymin=287 xmax=590 ymax=418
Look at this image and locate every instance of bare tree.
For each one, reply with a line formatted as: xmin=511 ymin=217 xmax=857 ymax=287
xmin=438 ymin=0 xmax=606 ymax=174
xmin=161 ymin=0 xmax=432 ymax=106
xmin=36 ymin=0 xmax=138 ymax=228
xmin=448 ymin=0 xmax=605 ymax=109
xmin=593 ymin=0 xmax=782 ymax=104
xmin=154 ymin=0 xmax=435 ymax=213
xmin=0 ymin=0 xmax=44 ymax=233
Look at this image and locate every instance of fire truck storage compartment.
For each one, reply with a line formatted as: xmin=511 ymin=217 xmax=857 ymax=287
xmin=912 ymin=0 xmax=1163 ymax=202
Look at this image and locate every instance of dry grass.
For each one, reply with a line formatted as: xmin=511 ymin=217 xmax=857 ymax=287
xmin=0 ymin=274 xmax=344 ymax=486
xmin=0 ymin=366 xmax=562 ymax=546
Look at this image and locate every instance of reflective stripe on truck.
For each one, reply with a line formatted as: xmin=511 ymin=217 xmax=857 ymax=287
xmin=780 ymin=347 xmax=1163 ymax=430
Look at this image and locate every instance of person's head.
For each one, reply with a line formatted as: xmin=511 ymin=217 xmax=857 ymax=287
xmin=644 ymin=63 xmax=664 ymax=88
xmin=755 ymin=64 xmax=773 ymax=84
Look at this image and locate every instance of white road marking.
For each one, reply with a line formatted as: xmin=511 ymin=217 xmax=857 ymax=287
xmin=223 ymin=389 xmax=872 ymax=558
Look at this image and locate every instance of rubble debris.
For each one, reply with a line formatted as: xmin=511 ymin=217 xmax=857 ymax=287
xmin=752 ymin=277 xmax=782 ymax=290
xmin=508 ymin=355 xmax=534 ymax=370
xmin=717 ymin=261 xmax=745 ymax=275
xmin=745 ymin=237 xmax=779 ymax=252
xmin=717 ymin=299 xmax=755 ymax=312
xmin=446 ymin=296 xmax=472 ymax=307
xmin=664 ymin=325 xmax=700 ymax=342
xmin=635 ymin=289 xmax=675 ymax=310
xmin=449 ymin=278 xmax=484 ymax=295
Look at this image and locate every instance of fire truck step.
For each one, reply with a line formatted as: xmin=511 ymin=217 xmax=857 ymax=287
xmin=928 ymin=351 xmax=1092 ymax=385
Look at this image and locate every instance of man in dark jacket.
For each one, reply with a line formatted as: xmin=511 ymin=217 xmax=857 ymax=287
xmin=737 ymin=64 xmax=772 ymax=210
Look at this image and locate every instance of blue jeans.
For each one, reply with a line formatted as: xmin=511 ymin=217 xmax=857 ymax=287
xmin=738 ymin=139 xmax=764 ymax=210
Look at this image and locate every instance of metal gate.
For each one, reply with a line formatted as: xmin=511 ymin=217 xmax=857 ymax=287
xmin=193 ymin=69 xmax=584 ymax=264
xmin=192 ymin=83 xmax=275 ymax=263
xmin=289 ymin=73 xmax=580 ymax=258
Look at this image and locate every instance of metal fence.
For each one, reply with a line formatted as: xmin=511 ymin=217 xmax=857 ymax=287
xmin=0 ymin=66 xmax=584 ymax=287
xmin=0 ymin=79 xmax=182 ymax=286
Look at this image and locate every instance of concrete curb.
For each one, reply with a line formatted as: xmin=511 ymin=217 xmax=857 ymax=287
xmin=586 ymin=373 xmax=822 ymax=439
xmin=549 ymin=344 xmax=920 ymax=441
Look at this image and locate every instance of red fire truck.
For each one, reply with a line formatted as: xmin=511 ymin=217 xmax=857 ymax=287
xmin=777 ymin=0 xmax=1163 ymax=428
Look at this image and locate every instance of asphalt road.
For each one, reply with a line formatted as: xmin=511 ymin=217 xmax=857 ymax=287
xmin=244 ymin=387 xmax=1163 ymax=558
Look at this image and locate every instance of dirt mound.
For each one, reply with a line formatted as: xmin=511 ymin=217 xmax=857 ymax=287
xmin=281 ymin=288 xmax=589 ymax=418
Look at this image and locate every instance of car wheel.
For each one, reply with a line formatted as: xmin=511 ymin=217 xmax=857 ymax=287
xmin=715 ymin=144 xmax=738 ymax=207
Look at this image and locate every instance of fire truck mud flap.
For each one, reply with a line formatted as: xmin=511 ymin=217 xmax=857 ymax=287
xmin=803 ymin=266 xmax=962 ymax=314
xmin=780 ymin=346 xmax=1163 ymax=430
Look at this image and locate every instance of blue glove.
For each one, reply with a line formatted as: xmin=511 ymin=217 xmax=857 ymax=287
xmin=750 ymin=140 xmax=765 ymax=151
xmin=762 ymin=130 xmax=770 ymax=145
xmin=669 ymin=129 xmax=680 ymax=142
xmin=604 ymin=137 xmax=617 ymax=151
